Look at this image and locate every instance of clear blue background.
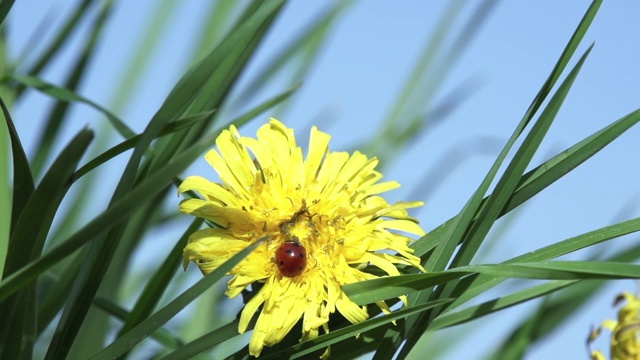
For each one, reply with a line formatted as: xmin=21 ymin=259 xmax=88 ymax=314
xmin=7 ymin=1 xmax=640 ymax=358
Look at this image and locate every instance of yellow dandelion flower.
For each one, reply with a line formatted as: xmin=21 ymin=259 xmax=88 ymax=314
xmin=588 ymin=292 xmax=640 ymax=360
xmin=178 ymin=118 xmax=425 ymax=357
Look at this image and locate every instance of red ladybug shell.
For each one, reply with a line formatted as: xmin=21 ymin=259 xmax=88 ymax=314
xmin=276 ymin=241 xmax=307 ymax=277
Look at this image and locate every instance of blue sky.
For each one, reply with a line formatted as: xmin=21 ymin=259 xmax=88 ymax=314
xmin=7 ymin=1 xmax=640 ymax=358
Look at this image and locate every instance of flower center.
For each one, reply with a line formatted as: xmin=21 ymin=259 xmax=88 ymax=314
xmin=279 ymin=205 xmax=314 ymax=243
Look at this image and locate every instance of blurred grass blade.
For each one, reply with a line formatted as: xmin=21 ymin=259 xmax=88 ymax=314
xmin=74 ymin=111 xmax=215 ymax=180
xmin=368 ymin=0 xmax=462 ymax=157
xmin=0 ymin=127 xmax=93 ymax=359
xmin=7 ymin=73 xmax=135 ymax=139
xmin=158 ymin=321 xmax=238 ymax=360
xmin=0 ymin=0 xmax=14 ymax=27
xmin=430 ymin=280 xmax=577 ymax=331
xmin=107 ymin=1 xmax=179 ymax=113
xmin=15 ymin=0 xmax=93 ymax=96
xmin=116 ymin=218 xmax=203 ymax=338
xmin=234 ymin=2 xmax=347 ymax=105
xmin=0 ymin=98 xmax=34 ymax=243
xmin=369 ymin=0 xmax=496 ymax=167
xmin=93 ymin=297 xmax=184 ymax=350
xmin=88 ymin=238 xmax=265 ymax=360
xmin=27 ymin=1 xmax=115 ymax=177
xmin=189 ymin=1 xmax=243 ymax=63
xmin=37 ymin=253 xmax=85 ymax=335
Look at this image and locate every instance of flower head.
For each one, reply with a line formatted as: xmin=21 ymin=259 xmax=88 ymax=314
xmin=589 ymin=292 xmax=640 ymax=360
xmin=178 ymin=119 xmax=425 ymax=357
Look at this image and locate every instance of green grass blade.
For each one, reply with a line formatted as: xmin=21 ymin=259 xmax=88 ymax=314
xmin=463 ymin=261 xmax=640 ymax=279
xmin=157 ymin=321 xmax=238 ymax=360
xmin=345 ymin=272 xmax=467 ymax=306
xmin=74 ymin=111 xmax=215 ymax=180
xmin=233 ymin=2 xmax=346 ymax=106
xmin=259 ymin=300 xmax=452 ymax=360
xmin=0 ymin=128 xmax=93 ymax=358
xmin=3 ymin=127 xmax=93 ymax=276
xmin=448 ymin=45 xmax=593 ymax=270
xmin=521 ymin=0 xmax=601 ymax=123
xmin=0 ymin=98 xmax=34 ymax=245
xmin=26 ymin=1 xmax=115 ymax=177
xmin=107 ymin=1 xmax=179 ymax=113
xmin=189 ymin=1 xmax=243 ymax=63
xmin=451 ymin=216 xmax=640 ymax=309
xmin=347 ymin=216 xmax=640 ymax=305
xmin=92 ymin=297 xmax=184 ymax=350
xmin=486 ymin=240 xmax=640 ymax=358
xmin=345 ymin=259 xmax=640 ymax=305
xmin=505 ymin=107 xmax=640 ymax=213
xmin=0 ymin=133 xmax=215 ymax=302
xmin=402 ymin=6 xmax=604 ymax=351
xmin=0 ymin=113 xmax=9 ymax=284
xmin=36 ymin=253 xmax=85 ymax=335
xmin=116 ymin=218 xmax=203 ymax=338
xmin=15 ymin=0 xmax=94 ymax=95
xmin=7 ymin=73 xmax=135 ymax=139
xmin=400 ymin=32 xmax=590 ymax=354
xmin=411 ymin=106 xmax=640 ymax=259
xmin=404 ymin=44 xmax=595 ymax=354
xmin=0 ymin=0 xmax=14 ymax=27
xmin=88 ymin=238 xmax=266 ymax=360
xmin=430 ymin=280 xmax=576 ymax=331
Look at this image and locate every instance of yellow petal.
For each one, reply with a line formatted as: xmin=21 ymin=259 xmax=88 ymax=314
xmin=239 ymin=281 xmax=269 ymax=333
xmin=336 ymin=293 xmax=368 ymax=324
xmin=379 ymin=219 xmax=426 ymax=236
xmin=305 ymin=126 xmax=331 ymax=183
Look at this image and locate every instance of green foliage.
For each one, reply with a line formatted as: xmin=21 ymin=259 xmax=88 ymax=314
xmin=1 ymin=0 xmax=639 ymax=359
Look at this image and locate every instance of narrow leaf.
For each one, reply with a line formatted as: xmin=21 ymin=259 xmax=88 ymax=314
xmin=88 ymin=238 xmax=265 ymax=360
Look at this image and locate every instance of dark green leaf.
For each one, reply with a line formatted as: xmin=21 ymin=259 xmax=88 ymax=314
xmin=0 ymin=127 xmax=93 ymax=359
xmin=0 ymin=97 xmax=34 ymax=242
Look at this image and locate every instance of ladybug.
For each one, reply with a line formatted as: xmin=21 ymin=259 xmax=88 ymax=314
xmin=275 ymin=241 xmax=307 ymax=277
